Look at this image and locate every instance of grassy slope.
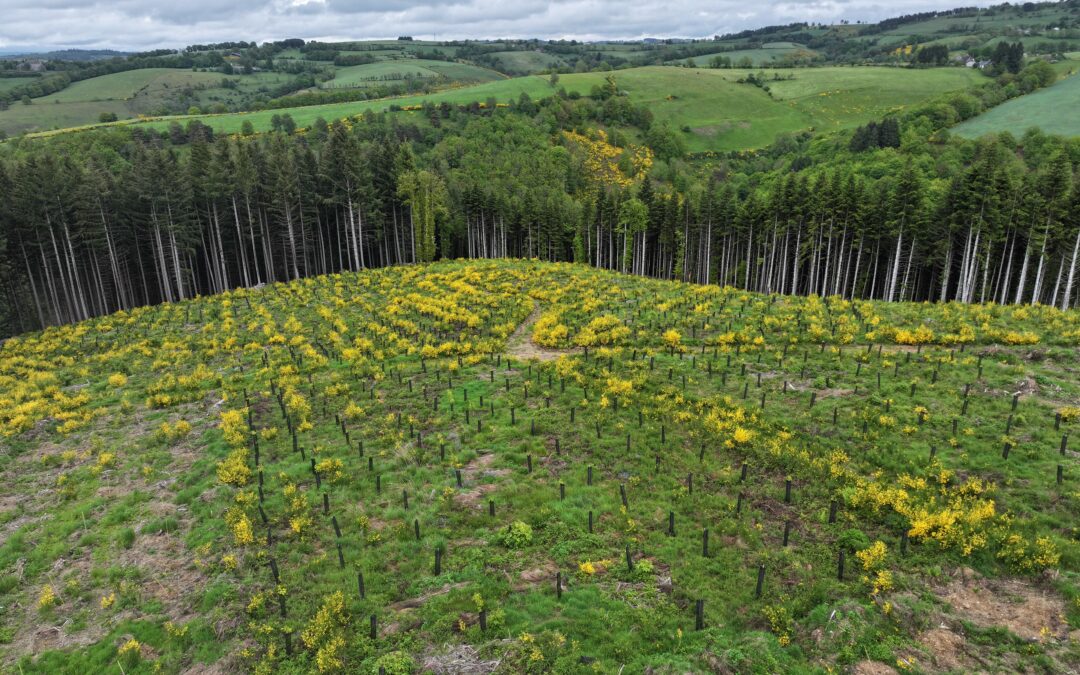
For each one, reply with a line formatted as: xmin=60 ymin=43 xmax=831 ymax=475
xmin=488 ymin=50 xmax=567 ymax=74
xmin=82 ymin=65 xmax=983 ymax=153
xmin=581 ymin=66 xmax=983 ymax=149
xmin=669 ymin=44 xmax=818 ymax=67
xmin=954 ymin=70 xmax=1080 ymax=139
xmin=324 ymin=61 xmax=444 ymax=88
xmin=0 ymin=70 xmax=293 ymax=135
xmin=0 ymin=78 xmax=37 ymax=95
xmin=1 ymin=259 xmax=1079 ymax=673
xmin=131 ymin=75 xmax=558 ymax=135
xmin=324 ymin=59 xmax=503 ymax=88
xmin=36 ymin=69 xmax=227 ymax=103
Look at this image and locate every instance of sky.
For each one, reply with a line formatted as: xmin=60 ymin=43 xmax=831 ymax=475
xmin=0 ymin=0 xmax=995 ymax=52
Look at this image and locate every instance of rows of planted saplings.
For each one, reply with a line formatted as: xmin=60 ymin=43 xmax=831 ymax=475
xmin=212 ymin=274 xmax=1072 ymax=670
xmin=3 ymin=259 xmax=1076 ymax=673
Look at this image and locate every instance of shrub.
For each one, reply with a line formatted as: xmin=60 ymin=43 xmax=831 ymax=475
xmin=371 ymin=651 xmax=414 ymax=675
xmin=837 ymin=528 xmax=871 ymax=553
xmin=117 ymin=528 xmax=136 ymax=550
xmin=497 ymin=521 xmax=533 ymax=549
xmin=216 ymin=449 xmax=252 ymax=487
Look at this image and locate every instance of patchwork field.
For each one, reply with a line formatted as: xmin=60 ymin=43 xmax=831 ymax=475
xmin=1 ymin=260 xmax=1079 ymax=673
xmin=102 ymin=65 xmax=986 ymax=153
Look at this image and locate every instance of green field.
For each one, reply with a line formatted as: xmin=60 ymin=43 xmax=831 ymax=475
xmin=2 ymin=259 xmax=1079 ymax=673
xmin=718 ymin=66 xmax=985 ymax=132
xmin=487 ymin=50 xmax=567 ymax=74
xmin=561 ymin=67 xmax=809 ymax=151
xmin=325 ymin=61 xmax=443 ymax=88
xmin=953 ymin=70 xmax=1080 ymax=139
xmin=568 ymin=66 xmax=983 ymax=149
xmin=322 ymin=60 xmax=503 ymax=89
xmin=671 ymin=43 xmax=819 ymax=67
xmin=34 ymin=69 xmax=227 ymax=103
xmin=0 ymin=77 xmax=37 ymax=95
xmin=0 ymin=69 xmax=298 ymax=135
xmin=86 ymin=65 xmax=984 ymax=153
xmin=130 ymin=75 xmax=557 ymax=135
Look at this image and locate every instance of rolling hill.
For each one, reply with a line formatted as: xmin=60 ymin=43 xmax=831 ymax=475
xmin=76 ymin=65 xmax=985 ymax=153
xmin=1 ymin=259 xmax=1078 ymax=673
xmin=0 ymin=69 xmax=296 ymax=136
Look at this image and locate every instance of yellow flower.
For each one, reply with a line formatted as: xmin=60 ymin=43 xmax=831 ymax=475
xmin=857 ymin=541 xmax=888 ymax=571
xmin=118 ymin=638 xmax=141 ymax=660
xmin=38 ymin=584 xmax=57 ymax=610
xmin=732 ymin=427 xmax=753 ymax=444
xmin=662 ymin=329 xmax=682 ymax=350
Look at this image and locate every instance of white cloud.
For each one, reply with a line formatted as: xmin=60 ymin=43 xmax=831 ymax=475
xmin=0 ymin=0 xmax=994 ymax=51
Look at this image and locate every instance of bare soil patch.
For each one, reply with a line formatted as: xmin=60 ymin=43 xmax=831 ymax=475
xmin=917 ymin=627 xmax=979 ymax=672
xmin=936 ymin=574 xmax=1067 ymax=642
xmin=421 ymin=643 xmax=502 ymax=674
xmin=505 ymin=303 xmax=580 ymax=363
xmin=513 ymin=561 xmax=557 ymax=591
xmin=453 ymin=452 xmax=512 ymax=510
xmin=851 ymin=660 xmax=897 ymax=674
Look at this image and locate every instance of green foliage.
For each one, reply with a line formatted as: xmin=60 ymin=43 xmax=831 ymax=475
xmin=837 ymin=528 xmax=872 ymax=553
xmin=496 ymin=520 xmax=534 ymax=549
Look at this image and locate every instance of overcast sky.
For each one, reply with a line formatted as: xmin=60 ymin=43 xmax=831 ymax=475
xmin=0 ymin=0 xmax=993 ymax=52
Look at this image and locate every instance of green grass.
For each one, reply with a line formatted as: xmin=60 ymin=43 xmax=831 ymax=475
xmin=488 ymin=51 xmax=567 ymax=74
xmin=126 ymin=75 xmax=558 ymax=135
xmin=954 ymin=70 xmax=1080 ymax=139
xmin=670 ymin=43 xmax=819 ymax=67
xmin=322 ymin=59 xmax=503 ymax=89
xmin=1 ymin=259 xmax=1079 ymax=673
xmin=324 ymin=61 xmax=444 ymax=88
xmin=878 ymin=6 xmax=1071 ymax=37
xmin=0 ymin=100 xmax=133 ymax=135
xmin=36 ymin=69 xmax=227 ymax=103
xmin=421 ymin=60 xmax=506 ymax=82
xmin=0 ymin=69 xmax=295 ymax=135
xmin=0 ymin=77 xmax=37 ymax=95
xmin=563 ymin=66 xmax=983 ymax=150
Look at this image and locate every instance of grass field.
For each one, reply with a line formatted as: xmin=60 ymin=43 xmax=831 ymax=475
xmin=0 ymin=69 xmax=296 ymax=135
xmin=88 ymin=65 xmax=985 ymax=153
xmin=325 ymin=61 xmax=443 ymax=88
xmin=130 ymin=75 xmax=559 ymax=136
xmin=323 ymin=60 xmax=503 ymax=89
xmin=1 ymin=259 xmax=1079 ymax=673
xmin=33 ymin=69 xmax=228 ymax=103
xmin=563 ymin=66 xmax=984 ymax=150
xmin=670 ymin=43 xmax=819 ymax=67
xmin=0 ymin=77 xmax=37 ymax=95
xmin=717 ymin=66 xmax=985 ymax=133
xmin=878 ymin=7 xmax=1070 ymax=38
xmin=953 ymin=71 xmax=1080 ymax=139
xmin=487 ymin=51 xmax=567 ymax=74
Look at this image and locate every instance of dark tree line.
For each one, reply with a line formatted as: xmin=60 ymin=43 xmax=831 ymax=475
xmin=849 ymin=118 xmax=902 ymax=151
xmin=0 ymin=79 xmax=1078 ymax=336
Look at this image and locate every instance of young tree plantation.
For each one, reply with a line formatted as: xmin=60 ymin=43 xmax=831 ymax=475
xmin=1 ymin=1 xmax=1080 ymax=673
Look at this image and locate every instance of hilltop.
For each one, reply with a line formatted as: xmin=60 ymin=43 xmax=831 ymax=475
xmin=1 ymin=259 xmax=1079 ymax=673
